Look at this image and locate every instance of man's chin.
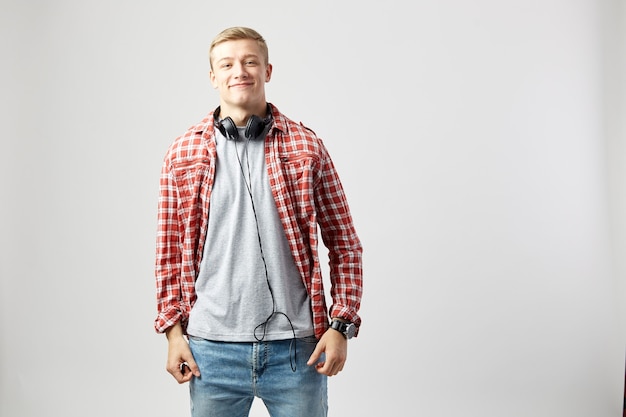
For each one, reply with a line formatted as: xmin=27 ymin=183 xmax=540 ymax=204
xmin=225 ymin=96 xmax=264 ymax=109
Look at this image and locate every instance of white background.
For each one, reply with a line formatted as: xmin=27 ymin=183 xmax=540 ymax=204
xmin=1 ymin=1 xmax=625 ymax=416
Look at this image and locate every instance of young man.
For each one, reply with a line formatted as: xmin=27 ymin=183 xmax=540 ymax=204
xmin=154 ymin=26 xmax=363 ymax=417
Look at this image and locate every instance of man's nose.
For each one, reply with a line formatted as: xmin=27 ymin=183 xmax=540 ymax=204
xmin=234 ymin=63 xmax=248 ymax=78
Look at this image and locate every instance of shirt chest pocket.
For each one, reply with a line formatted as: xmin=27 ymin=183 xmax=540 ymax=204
xmin=280 ymin=153 xmax=319 ymax=184
xmin=172 ymin=159 xmax=212 ymax=208
xmin=279 ymin=153 xmax=320 ymax=216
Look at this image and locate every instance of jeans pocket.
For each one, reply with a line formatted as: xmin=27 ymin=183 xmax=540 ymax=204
xmin=298 ymin=335 xmax=319 ymax=345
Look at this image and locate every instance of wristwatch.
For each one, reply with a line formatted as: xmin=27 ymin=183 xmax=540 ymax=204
xmin=330 ymin=319 xmax=356 ymax=339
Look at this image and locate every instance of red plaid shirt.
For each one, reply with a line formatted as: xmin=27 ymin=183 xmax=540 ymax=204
xmin=154 ymin=103 xmax=362 ymax=339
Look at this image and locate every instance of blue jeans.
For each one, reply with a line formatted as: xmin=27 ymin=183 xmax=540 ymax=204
xmin=188 ymin=336 xmax=328 ymax=417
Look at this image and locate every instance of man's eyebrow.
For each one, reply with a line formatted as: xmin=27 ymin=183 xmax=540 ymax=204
xmin=241 ymin=53 xmax=261 ymax=60
xmin=215 ymin=54 xmax=260 ymax=64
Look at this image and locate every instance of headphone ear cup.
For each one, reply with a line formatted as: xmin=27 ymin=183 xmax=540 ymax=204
xmin=244 ymin=115 xmax=263 ymax=140
xmin=220 ymin=117 xmax=239 ymax=140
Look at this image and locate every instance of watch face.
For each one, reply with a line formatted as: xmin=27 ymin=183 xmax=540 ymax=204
xmin=345 ymin=323 xmax=356 ymax=339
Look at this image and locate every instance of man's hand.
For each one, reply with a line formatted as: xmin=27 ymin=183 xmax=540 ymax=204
xmin=306 ymin=327 xmax=347 ymax=376
xmin=165 ymin=323 xmax=201 ymax=383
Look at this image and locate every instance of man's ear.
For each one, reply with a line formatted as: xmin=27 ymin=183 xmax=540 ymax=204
xmin=209 ymin=70 xmax=218 ymax=89
xmin=265 ymin=63 xmax=273 ymax=83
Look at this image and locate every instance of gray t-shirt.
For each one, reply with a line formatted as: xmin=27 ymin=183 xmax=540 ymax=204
xmin=187 ymin=125 xmax=314 ymax=342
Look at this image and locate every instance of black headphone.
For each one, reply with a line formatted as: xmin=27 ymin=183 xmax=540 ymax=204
xmin=213 ymin=104 xmax=273 ymax=141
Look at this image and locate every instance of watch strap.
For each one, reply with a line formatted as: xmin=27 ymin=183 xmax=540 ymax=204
xmin=330 ymin=319 xmax=356 ymax=339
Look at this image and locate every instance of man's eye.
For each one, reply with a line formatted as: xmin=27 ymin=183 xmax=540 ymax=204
xmin=245 ymin=61 xmax=257 ymax=66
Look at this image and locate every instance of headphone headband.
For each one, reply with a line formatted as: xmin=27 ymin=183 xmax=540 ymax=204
xmin=213 ymin=104 xmax=273 ymax=141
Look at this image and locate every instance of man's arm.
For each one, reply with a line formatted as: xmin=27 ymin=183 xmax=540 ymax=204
xmin=307 ymin=319 xmax=349 ymax=376
xmin=164 ymin=322 xmax=201 ymax=383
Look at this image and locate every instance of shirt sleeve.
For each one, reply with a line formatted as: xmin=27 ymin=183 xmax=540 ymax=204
xmin=314 ymin=141 xmax=363 ymax=334
xmin=154 ymin=159 xmax=188 ymax=333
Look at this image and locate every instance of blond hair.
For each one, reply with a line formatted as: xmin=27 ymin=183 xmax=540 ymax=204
xmin=209 ymin=26 xmax=269 ymax=70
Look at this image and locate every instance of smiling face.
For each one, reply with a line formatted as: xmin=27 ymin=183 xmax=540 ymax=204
xmin=209 ymin=38 xmax=272 ymax=115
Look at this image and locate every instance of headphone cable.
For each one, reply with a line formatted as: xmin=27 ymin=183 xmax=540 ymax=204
xmin=234 ymin=137 xmax=298 ymax=372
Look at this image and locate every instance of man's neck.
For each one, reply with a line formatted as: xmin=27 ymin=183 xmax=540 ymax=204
xmin=219 ymin=102 xmax=268 ymax=127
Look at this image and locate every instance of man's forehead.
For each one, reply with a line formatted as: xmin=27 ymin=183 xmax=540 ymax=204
xmin=213 ymin=39 xmax=260 ymax=54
